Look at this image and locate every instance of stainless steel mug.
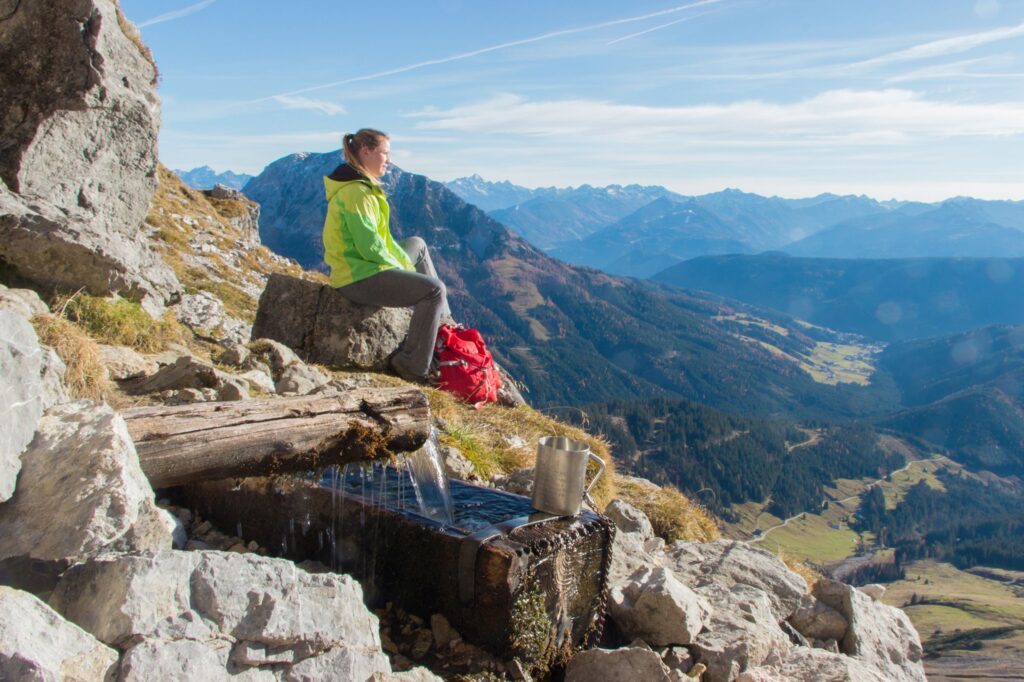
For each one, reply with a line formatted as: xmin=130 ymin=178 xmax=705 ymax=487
xmin=531 ymin=436 xmax=605 ymax=516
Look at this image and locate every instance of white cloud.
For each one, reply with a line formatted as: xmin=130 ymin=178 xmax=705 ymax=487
xmin=853 ymin=21 xmax=1024 ymax=68
xmin=138 ymin=0 xmax=217 ymax=29
xmin=272 ymin=95 xmax=346 ymax=116
xmin=409 ymin=90 xmax=1024 ymax=143
xmin=885 ymin=56 xmax=1019 ymax=83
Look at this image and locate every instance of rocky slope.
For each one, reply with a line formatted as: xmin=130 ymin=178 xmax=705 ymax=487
xmin=0 ymin=2 xmax=927 ymax=680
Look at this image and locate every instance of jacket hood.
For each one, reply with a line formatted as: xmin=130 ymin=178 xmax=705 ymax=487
xmin=323 ymin=163 xmax=372 ymax=200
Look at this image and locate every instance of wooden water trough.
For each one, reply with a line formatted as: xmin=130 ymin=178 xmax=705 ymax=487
xmin=128 ymin=386 xmax=615 ymax=664
xmin=176 ymin=470 xmax=615 ymax=666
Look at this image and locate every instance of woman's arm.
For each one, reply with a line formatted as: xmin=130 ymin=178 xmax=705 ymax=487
xmin=342 ymin=192 xmax=412 ymax=270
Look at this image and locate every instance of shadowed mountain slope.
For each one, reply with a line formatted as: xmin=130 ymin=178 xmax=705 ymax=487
xmin=654 ymin=254 xmax=1024 ymax=342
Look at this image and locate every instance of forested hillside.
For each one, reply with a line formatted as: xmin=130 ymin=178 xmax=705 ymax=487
xmin=856 ymin=474 xmax=1024 ymax=571
xmin=563 ymin=398 xmax=905 ymax=521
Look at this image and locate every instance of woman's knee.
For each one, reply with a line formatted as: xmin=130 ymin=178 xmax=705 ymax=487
xmin=402 ymin=236 xmax=426 ymax=258
xmin=430 ymin=277 xmax=446 ymax=300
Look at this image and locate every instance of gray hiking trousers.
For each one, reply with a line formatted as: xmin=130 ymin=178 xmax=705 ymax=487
xmin=338 ymin=237 xmax=450 ymax=380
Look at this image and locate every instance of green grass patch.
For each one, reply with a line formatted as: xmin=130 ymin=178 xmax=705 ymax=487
xmin=53 ymin=292 xmax=185 ymax=353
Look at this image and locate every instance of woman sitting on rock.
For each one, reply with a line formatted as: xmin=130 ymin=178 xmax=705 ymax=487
xmin=322 ymin=128 xmax=450 ymax=383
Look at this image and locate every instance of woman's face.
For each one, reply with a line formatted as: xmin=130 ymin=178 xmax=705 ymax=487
xmin=358 ymin=139 xmax=391 ymax=179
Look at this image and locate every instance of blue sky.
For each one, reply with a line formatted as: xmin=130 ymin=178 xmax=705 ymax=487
xmin=121 ymin=0 xmax=1024 ymax=200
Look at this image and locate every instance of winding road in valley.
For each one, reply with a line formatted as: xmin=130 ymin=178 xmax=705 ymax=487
xmin=750 ymin=455 xmax=945 ymax=544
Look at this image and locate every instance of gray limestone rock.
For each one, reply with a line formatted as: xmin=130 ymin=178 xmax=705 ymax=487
xmin=813 ymin=578 xmax=926 ymax=682
xmin=788 ymin=594 xmax=848 ymax=642
xmin=174 ymin=291 xmax=251 ymax=346
xmin=608 ymin=526 xmax=662 ymax=588
xmin=666 ymin=539 xmax=807 ymax=620
xmin=238 ymin=368 xmax=276 ymax=395
xmin=738 ymin=646 xmax=887 ymax=682
xmin=216 ymin=377 xmax=251 ymax=402
xmin=0 ymin=284 xmax=49 ymax=318
xmin=0 ymin=401 xmax=169 ymax=584
xmin=98 ymin=343 xmax=158 ymax=380
xmin=274 ymin=363 xmax=331 ymax=395
xmin=859 ymin=583 xmax=886 ymax=602
xmin=606 ymin=565 xmax=712 ymax=647
xmin=565 ymin=646 xmax=672 ymax=682
xmin=604 ymin=499 xmax=655 ymax=540
xmin=217 ymin=344 xmax=251 ymax=368
xmin=0 ymin=311 xmax=46 ymax=502
xmin=125 ymin=355 xmax=231 ymax=394
xmin=39 ymin=345 xmax=70 ymax=409
xmin=51 ymin=550 xmax=395 ymax=680
xmin=0 ymin=0 xmax=180 ymax=312
xmin=250 ymin=338 xmax=303 ymax=374
xmin=0 ymin=586 xmax=117 ymax=682
xmin=251 ymin=273 xmax=411 ymax=371
xmin=439 ymin=444 xmax=475 ymax=480
xmin=689 ymin=584 xmax=790 ymax=682
xmin=204 ymin=185 xmax=261 ymax=247
xmin=610 ymin=566 xmax=710 ymax=646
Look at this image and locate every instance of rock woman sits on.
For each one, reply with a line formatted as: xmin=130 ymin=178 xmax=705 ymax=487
xmin=322 ymin=128 xmax=450 ymax=383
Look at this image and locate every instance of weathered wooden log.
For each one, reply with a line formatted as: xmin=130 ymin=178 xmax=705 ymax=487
xmin=122 ymin=388 xmax=430 ymax=488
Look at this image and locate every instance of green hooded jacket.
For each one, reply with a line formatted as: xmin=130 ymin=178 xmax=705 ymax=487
xmin=322 ymin=164 xmax=414 ymax=288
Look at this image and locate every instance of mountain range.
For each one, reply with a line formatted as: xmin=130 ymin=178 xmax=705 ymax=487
xmin=445 ymin=176 xmax=1024 ymax=266
xmin=175 ymin=165 xmax=254 ymax=191
xmin=654 ymin=253 xmax=1024 ymax=342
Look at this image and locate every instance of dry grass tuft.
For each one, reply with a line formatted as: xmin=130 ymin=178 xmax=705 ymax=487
xmin=113 ymin=3 xmax=159 ymax=85
xmin=617 ymin=478 xmax=720 ymax=543
xmin=424 ymin=388 xmax=617 ymax=509
xmin=32 ymin=314 xmax=111 ymax=402
xmin=52 ymin=292 xmax=185 ymax=353
xmin=780 ymin=553 xmax=822 ymax=591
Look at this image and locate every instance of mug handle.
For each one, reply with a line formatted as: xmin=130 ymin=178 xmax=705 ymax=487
xmin=582 ymin=452 xmax=605 ymax=510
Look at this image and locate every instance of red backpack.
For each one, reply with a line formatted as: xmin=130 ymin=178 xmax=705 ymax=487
xmin=434 ymin=325 xmax=502 ymax=407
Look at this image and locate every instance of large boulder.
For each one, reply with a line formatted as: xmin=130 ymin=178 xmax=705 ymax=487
xmin=50 ymin=550 xmax=397 ymax=680
xmin=610 ymin=566 xmax=710 ymax=646
xmin=813 ymin=578 xmax=926 ymax=682
xmin=252 ymin=273 xmax=411 ymax=371
xmin=565 ymin=646 xmax=673 ymax=682
xmin=689 ymin=584 xmax=791 ymax=682
xmin=0 ymin=401 xmax=170 ymax=590
xmin=0 ymin=0 xmax=180 ymax=313
xmin=788 ymin=593 xmax=848 ymax=642
xmin=738 ymin=645 xmax=887 ymax=682
xmin=666 ymin=540 xmax=807 ymax=620
xmin=0 ymin=311 xmax=46 ymax=502
xmin=0 ymin=585 xmax=117 ymax=681
xmin=205 ymin=185 xmax=261 ymax=247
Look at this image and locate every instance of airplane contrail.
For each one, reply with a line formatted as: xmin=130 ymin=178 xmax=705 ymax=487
xmin=257 ymin=0 xmax=725 ymax=103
